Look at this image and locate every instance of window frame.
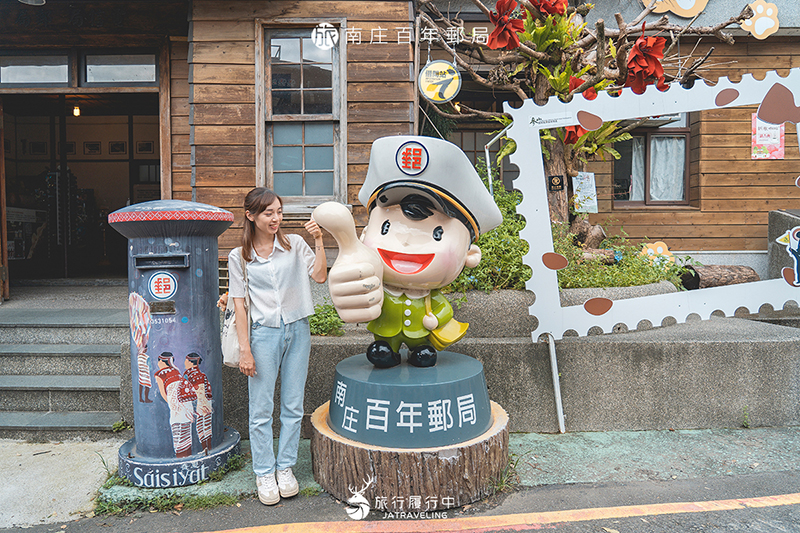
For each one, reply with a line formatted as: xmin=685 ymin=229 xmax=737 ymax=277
xmin=613 ymin=121 xmax=691 ymax=207
xmin=79 ymin=49 xmax=159 ymax=88
xmin=255 ymin=18 xmax=348 ymax=214
xmin=0 ymin=49 xmax=159 ymax=89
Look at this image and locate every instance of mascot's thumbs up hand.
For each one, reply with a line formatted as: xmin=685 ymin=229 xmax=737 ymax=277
xmin=312 ymin=202 xmax=384 ymax=323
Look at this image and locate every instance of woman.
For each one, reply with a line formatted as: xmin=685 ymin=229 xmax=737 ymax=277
xmin=183 ymin=352 xmax=213 ymax=455
xmin=227 ymin=188 xmax=327 ymax=505
xmin=154 ymin=352 xmax=196 ymax=458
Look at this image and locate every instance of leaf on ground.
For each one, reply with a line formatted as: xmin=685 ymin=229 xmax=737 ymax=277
xmin=602 ymin=528 xmax=620 ymax=533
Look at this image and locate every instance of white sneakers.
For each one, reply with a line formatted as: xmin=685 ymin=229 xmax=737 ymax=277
xmin=256 ymin=473 xmax=280 ymax=505
xmin=257 ymin=468 xmax=298 ymax=505
xmin=276 ymin=468 xmax=299 ymax=498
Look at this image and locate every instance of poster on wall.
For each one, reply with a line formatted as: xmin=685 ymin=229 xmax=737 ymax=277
xmin=572 ymin=172 xmax=598 ymax=213
xmin=751 ymin=112 xmax=784 ymax=159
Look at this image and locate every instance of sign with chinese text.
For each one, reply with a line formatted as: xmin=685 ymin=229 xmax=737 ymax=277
xmin=419 ymin=60 xmax=462 ymax=103
xmin=752 ymin=112 xmax=784 ymax=159
xmin=328 ymin=352 xmax=492 ymax=448
xmin=572 ymin=172 xmax=598 ymax=213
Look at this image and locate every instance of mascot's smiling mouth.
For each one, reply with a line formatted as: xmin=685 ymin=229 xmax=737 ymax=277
xmin=378 ymin=249 xmax=434 ymax=275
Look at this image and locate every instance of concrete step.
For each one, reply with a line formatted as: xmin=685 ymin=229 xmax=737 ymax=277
xmin=0 ymin=410 xmax=122 ymax=439
xmin=0 ymin=309 xmax=129 ymax=344
xmin=0 ymin=375 xmax=120 ymax=412
xmin=0 ymin=344 xmax=122 ymax=375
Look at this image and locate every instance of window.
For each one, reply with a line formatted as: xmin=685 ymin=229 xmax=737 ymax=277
xmin=0 ymin=51 xmax=157 ymax=88
xmin=449 ymin=130 xmax=519 ymax=189
xmin=613 ymin=114 xmax=690 ymax=206
xmin=83 ymin=54 xmax=157 ymax=85
xmin=260 ymin=25 xmax=345 ymax=209
xmin=0 ymin=55 xmax=69 ymax=86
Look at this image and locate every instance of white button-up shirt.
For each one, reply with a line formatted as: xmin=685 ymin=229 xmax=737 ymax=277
xmin=228 ymin=234 xmax=316 ymax=327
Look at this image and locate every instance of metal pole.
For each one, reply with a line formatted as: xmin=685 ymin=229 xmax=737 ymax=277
xmin=546 ymin=332 xmax=566 ymax=433
xmin=483 ymin=121 xmax=513 ymax=196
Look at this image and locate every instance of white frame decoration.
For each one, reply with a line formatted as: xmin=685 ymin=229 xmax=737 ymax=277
xmin=505 ymin=68 xmax=800 ymax=340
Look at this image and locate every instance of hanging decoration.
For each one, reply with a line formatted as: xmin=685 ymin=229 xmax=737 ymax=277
xmin=649 ymin=0 xmax=709 ymax=18
xmin=419 ymin=59 xmax=462 ymax=103
xmin=740 ymin=0 xmax=780 ymax=40
xmin=625 ymin=24 xmax=668 ymax=95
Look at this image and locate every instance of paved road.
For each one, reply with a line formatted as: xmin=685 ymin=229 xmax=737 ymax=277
xmin=7 ymin=470 xmax=800 ymax=533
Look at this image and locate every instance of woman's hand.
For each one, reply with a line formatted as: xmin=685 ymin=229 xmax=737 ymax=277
xmin=304 ymin=219 xmax=323 ymax=240
xmin=239 ymin=350 xmax=257 ymax=377
xmin=217 ymin=292 xmax=229 ymax=309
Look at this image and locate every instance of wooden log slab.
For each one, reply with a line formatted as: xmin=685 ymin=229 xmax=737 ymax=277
xmin=681 ymin=265 xmax=760 ymax=290
xmin=311 ymin=401 xmax=509 ymax=511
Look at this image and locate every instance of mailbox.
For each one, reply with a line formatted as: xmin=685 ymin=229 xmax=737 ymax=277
xmin=109 ymin=200 xmax=240 ymax=488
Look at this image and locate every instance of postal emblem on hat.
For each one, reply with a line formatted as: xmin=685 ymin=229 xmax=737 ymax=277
xmin=395 ymin=140 xmax=429 ymax=176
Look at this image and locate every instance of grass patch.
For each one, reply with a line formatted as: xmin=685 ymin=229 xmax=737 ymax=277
xmin=489 ymin=453 xmax=522 ymax=495
xmin=202 ymin=452 xmax=247 ymax=484
xmin=299 ymin=486 xmax=322 ymax=497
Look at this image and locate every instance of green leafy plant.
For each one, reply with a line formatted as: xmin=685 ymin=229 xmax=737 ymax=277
xmin=309 ymin=302 xmax=345 ymax=336
xmin=111 ymin=419 xmax=132 ymax=432
xmin=742 ymin=405 xmax=751 ymax=429
xmin=553 ymin=223 xmax=687 ymax=289
xmin=299 ymin=486 xmax=322 ymax=497
xmin=446 ymin=159 xmax=531 ymax=293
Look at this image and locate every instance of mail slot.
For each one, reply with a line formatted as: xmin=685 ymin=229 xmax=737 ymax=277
xmin=134 ymin=253 xmax=190 ymax=270
xmin=108 ymin=199 xmax=240 ymax=488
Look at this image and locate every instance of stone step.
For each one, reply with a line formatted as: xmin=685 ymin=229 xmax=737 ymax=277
xmin=0 ymin=375 xmax=120 ymax=412
xmin=0 ymin=410 xmax=121 ymax=439
xmin=0 ymin=344 xmax=122 ymax=375
xmin=0 ymin=309 xmax=129 ymax=344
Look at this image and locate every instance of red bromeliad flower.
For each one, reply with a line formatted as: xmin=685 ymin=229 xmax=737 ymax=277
xmin=488 ymin=0 xmax=525 ymax=50
xmin=528 ymin=0 xmax=567 ymax=16
xmin=625 ymin=26 xmax=668 ymax=94
xmin=568 ymin=76 xmax=598 ymax=100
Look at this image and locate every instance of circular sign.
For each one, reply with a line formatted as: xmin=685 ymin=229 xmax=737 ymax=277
xmin=149 ymin=271 xmax=177 ymax=300
xmin=311 ymin=22 xmax=339 ymax=50
xmin=419 ymin=60 xmax=462 ymax=103
xmin=395 ymin=141 xmax=429 ymax=176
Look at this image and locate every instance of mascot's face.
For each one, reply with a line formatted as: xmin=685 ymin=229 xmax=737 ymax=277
xmin=362 ymin=205 xmax=480 ymax=290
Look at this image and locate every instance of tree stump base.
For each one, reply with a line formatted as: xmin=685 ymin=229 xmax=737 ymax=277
xmin=311 ymin=401 xmax=509 ymax=511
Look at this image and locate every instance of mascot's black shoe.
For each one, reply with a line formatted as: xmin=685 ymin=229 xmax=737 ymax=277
xmin=366 ymin=341 xmax=401 ymax=368
xmin=408 ymin=345 xmax=437 ymax=367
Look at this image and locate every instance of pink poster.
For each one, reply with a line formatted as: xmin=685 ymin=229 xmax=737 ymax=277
xmin=752 ymin=112 xmax=784 ymax=159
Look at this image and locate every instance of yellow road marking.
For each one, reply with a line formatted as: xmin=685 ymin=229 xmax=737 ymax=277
xmin=204 ymin=492 xmax=800 ymax=533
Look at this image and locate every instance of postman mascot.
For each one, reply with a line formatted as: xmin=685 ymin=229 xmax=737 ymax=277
xmin=313 ymin=135 xmax=502 ymax=368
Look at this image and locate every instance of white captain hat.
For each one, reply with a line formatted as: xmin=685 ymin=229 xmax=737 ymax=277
xmin=358 ymin=135 xmax=503 ymax=241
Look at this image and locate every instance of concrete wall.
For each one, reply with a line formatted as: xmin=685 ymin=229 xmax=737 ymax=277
xmin=217 ymin=291 xmax=800 ymax=437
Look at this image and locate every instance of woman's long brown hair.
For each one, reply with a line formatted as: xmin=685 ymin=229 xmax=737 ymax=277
xmin=241 ymin=188 xmax=291 ymax=262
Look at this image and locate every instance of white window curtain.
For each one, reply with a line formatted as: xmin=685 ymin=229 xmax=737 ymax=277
xmin=629 ymin=136 xmax=645 ymax=201
xmin=649 ymin=135 xmax=685 ymax=201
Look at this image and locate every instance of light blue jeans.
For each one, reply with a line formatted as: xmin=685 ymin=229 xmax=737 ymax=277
xmin=248 ymin=317 xmax=310 ymax=476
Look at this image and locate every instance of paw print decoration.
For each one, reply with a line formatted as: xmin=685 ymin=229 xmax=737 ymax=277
xmin=741 ymin=0 xmax=780 ymax=40
xmin=651 ymin=0 xmax=709 ymax=18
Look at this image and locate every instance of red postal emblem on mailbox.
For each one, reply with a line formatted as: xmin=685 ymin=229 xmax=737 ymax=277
xmin=395 ymin=141 xmax=429 ymax=176
xmin=149 ymin=272 xmax=177 ymax=300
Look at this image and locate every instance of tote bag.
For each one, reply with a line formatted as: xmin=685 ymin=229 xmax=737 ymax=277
xmin=221 ymin=248 xmax=249 ymax=368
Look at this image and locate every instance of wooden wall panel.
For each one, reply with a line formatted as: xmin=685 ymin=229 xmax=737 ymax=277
xmin=589 ymin=38 xmax=800 ymax=252
xmin=189 ymin=1 xmax=415 ymax=257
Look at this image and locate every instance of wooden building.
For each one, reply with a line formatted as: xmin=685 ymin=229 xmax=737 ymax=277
xmin=0 ymin=0 xmax=416 ymax=296
xmin=1 ymin=0 xmax=797 ymax=295
xmin=585 ymin=37 xmax=800 ymax=256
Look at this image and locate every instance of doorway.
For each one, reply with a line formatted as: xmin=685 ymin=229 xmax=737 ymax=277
xmin=2 ymin=93 xmax=159 ymax=281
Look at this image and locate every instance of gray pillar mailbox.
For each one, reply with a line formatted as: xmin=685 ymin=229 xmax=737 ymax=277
xmin=109 ymin=200 xmax=240 ymax=488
